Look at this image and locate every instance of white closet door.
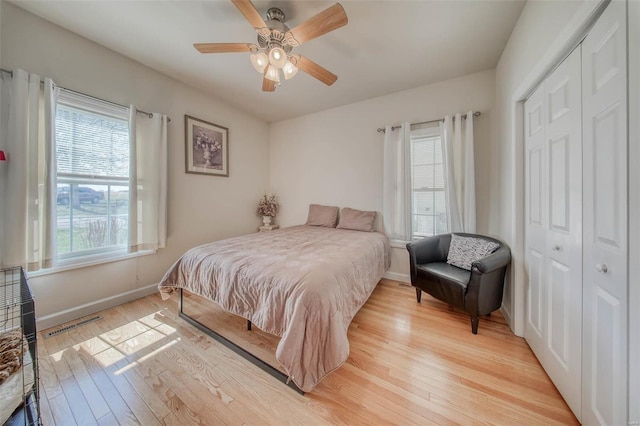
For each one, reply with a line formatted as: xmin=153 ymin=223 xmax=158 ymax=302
xmin=582 ymin=0 xmax=628 ymax=424
xmin=524 ymin=81 xmax=547 ymax=361
xmin=524 ymin=45 xmax=583 ymax=420
xmin=543 ymin=47 xmax=583 ymax=418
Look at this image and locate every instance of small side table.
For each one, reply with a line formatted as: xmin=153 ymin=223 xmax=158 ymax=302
xmin=258 ymin=225 xmax=279 ymax=232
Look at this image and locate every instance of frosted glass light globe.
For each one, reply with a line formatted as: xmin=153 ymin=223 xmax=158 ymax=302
xmin=250 ymin=52 xmax=268 ymax=73
xmin=282 ymin=61 xmax=298 ymax=80
xmin=268 ymin=47 xmax=287 ymax=69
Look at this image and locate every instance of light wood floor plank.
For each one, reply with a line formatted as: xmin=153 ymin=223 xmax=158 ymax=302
xmin=102 ymin=361 xmax=161 ymax=426
xmin=114 ymin=358 xmax=172 ymax=420
xmin=163 ymin=395 xmax=203 ymax=426
xmin=122 ymin=358 xmax=174 ymax=403
xmin=95 ymin=412 xmax=118 ymax=426
xmin=38 ymin=354 xmax=64 ymax=400
xmin=48 ymin=393 xmax=77 ymax=426
xmin=61 ymin=345 xmax=111 ymax=420
xmin=74 ymin=348 xmax=139 ymax=426
xmin=60 ymin=375 xmax=98 ymax=426
xmin=43 ymin=335 xmax=74 ymax=383
xmin=38 ymin=279 xmax=577 ymax=425
xmin=38 ymin=384 xmax=57 ymax=426
xmin=157 ymin=369 xmax=226 ymax=425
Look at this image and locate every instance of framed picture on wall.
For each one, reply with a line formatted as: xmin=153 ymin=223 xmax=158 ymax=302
xmin=185 ymin=115 xmax=229 ymax=177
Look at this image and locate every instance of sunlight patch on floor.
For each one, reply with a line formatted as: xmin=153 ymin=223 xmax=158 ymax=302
xmin=114 ymin=339 xmax=178 ymax=376
xmin=45 ymin=309 xmax=178 ymax=370
xmin=394 ymin=315 xmax=413 ymax=333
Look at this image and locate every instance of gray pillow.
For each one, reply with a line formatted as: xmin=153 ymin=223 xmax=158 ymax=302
xmin=336 ymin=207 xmax=376 ymax=232
xmin=305 ymin=204 xmax=339 ymax=228
xmin=446 ymin=234 xmax=500 ymax=271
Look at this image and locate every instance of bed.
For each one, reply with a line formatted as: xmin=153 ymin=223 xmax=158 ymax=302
xmin=158 ymin=225 xmax=390 ymax=392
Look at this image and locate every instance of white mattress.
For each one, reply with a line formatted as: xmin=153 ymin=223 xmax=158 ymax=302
xmin=0 ymin=351 xmax=34 ymax=425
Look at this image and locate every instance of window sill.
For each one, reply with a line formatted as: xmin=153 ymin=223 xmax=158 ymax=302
xmin=28 ymin=249 xmax=156 ymax=277
xmin=390 ymin=240 xmax=410 ymax=249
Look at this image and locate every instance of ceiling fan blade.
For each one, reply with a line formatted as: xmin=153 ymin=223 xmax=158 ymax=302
xmin=284 ymin=3 xmax=347 ymax=47
xmin=194 ymin=43 xmax=258 ymax=54
xmin=262 ymin=75 xmax=276 ymax=92
xmin=290 ymin=54 xmax=337 ymax=86
xmin=231 ymin=0 xmax=270 ymax=37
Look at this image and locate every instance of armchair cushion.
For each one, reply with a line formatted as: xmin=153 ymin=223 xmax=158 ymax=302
xmin=446 ymin=234 xmax=500 ymax=271
xmin=416 ymin=262 xmax=470 ymax=307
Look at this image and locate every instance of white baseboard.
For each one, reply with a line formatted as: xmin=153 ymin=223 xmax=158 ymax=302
xmin=383 ymin=271 xmax=410 ymax=284
xmin=501 ymin=303 xmax=519 ymax=336
xmin=37 ymin=283 xmax=159 ymax=330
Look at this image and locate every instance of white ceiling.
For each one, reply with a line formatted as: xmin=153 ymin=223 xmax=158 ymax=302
xmin=11 ymin=0 xmax=525 ymax=122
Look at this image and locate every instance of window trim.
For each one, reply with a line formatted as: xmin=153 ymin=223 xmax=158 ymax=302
xmin=409 ymin=124 xmax=448 ymax=240
xmin=29 ymin=249 xmax=156 ymax=277
xmin=53 ymin=89 xmax=131 ymax=265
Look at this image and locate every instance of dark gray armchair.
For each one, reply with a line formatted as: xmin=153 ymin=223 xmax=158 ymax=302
xmin=406 ymin=233 xmax=511 ymax=334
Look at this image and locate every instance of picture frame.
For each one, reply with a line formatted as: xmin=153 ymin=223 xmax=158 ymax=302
xmin=185 ymin=115 xmax=229 ymax=177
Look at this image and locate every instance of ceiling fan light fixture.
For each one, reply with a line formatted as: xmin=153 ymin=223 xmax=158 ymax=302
xmin=265 ymin=65 xmax=281 ymax=83
xmin=250 ymin=52 xmax=268 ymax=73
xmin=194 ymin=1 xmax=348 ymax=92
xmin=268 ymin=47 xmax=287 ymax=68
xmin=282 ymin=60 xmax=298 ymax=80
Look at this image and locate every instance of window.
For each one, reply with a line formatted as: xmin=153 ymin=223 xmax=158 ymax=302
xmin=410 ymin=127 xmax=448 ymax=239
xmin=55 ymin=90 xmax=130 ymax=260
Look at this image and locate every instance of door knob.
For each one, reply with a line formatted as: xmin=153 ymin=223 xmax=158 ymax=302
xmin=596 ymin=264 xmax=608 ymax=273
xmin=552 ymin=245 xmax=561 ymax=251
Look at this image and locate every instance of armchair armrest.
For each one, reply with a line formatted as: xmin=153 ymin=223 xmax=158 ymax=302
xmin=472 ymin=246 xmax=511 ymax=273
xmin=406 ymin=234 xmax=450 ymax=278
xmin=406 ymin=235 xmax=449 ymax=263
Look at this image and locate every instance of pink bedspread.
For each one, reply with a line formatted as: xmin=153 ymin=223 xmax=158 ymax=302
xmin=158 ymin=225 xmax=390 ymax=392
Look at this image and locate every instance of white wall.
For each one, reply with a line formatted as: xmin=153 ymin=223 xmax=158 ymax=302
xmin=628 ymin=0 xmax=640 ymax=421
xmin=0 ymin=1 xmax=4 ymax=269
xmin=270 ymin=70 xmax=495 ymax=279
xmin=492 ymin=0 xmax=591 ymax=332
xmin=0 ymin=2 xmax=270 ymax=326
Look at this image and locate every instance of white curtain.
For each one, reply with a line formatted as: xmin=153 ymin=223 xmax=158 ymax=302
xmin=1 ymin=69 xmax=58 ymax=270
xmin=128 ymin=106 xmax=168 ymax=251
xmin=440 ymin=111 xmax=476 ymax=233
xmin=382 ymin=122 xmax=412 ymax=241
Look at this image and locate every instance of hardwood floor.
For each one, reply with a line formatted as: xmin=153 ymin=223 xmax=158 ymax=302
xmin=37 ymin=279 xmax=578 ymax=425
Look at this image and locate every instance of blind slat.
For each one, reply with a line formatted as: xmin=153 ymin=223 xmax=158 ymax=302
xmin=56 ymin=104 xmax=130 ymax=178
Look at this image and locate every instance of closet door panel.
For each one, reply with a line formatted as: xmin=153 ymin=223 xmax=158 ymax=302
xmin=549 ymin=135 xmax=569 ymax=232
xmin=527 ymin=247 xmax=544 ymax=338
xmin=524 ymin=45 xmax=582 ymax=421
xmin=524 ymin=86 xmax=546 ymax=357
xmin=548 ymin=259 xmax=570 ymax=366
xmin=582 ymin=1 xmax=627 ymax=424
xmin=542 ymin=45 xmax=583 ymax=419
xmin=593 ymin=107 xmax=622 ymax=246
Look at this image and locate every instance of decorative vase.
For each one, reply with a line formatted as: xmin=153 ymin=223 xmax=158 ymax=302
xmin=262 ymin=215 xmax=272 ymax=226
xmin=203 ymin=147 xmax=213 ymax=166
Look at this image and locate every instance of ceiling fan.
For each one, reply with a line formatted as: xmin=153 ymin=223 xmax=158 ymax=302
xmin=194 ymin=0 xmax=348 ymax=92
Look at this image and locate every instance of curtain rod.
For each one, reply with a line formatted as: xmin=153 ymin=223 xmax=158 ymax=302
xmin=376 ymin=111 xmax=481 ymax=133
xmin=0 ymin=68 xmax=171 ymax=122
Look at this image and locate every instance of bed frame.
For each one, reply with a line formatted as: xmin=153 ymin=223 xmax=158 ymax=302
xmin=178 ymin=289 xmax=304 ymax=394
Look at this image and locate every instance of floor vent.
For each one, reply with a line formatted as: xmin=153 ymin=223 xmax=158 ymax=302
xmin=44 ymin=315 xmax=102 ymax=338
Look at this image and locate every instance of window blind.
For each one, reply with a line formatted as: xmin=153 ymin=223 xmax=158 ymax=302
xmin=55 ymin=103 xmax=129 ymax=179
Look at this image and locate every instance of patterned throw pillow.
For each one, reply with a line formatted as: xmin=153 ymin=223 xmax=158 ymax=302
xmin=446 ymin=234 xmax=500 ymax=271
